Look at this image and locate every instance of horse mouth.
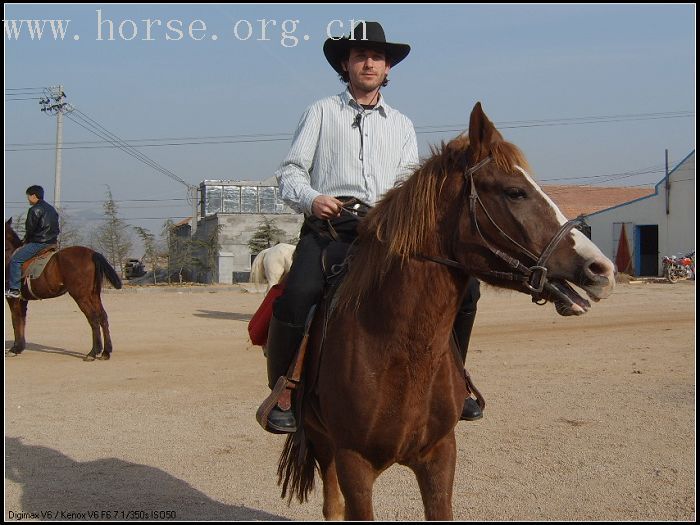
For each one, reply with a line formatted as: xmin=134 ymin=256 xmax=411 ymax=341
xmin=549 ymin=280 xmax=592 ymax=316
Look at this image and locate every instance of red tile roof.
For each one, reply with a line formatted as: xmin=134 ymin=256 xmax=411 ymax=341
xmin=541 ymin=185 xmax=655 ymax=219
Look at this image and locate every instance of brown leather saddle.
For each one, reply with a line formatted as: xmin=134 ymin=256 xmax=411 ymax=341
xmin=21 ymin=245 xmax=58 ymax=280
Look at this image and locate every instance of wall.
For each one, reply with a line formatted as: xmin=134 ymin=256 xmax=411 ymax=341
xmin=584 ymin=152 xmax=695 ymax=276
xmin=213 ymin=213 xmax=303 ymax=284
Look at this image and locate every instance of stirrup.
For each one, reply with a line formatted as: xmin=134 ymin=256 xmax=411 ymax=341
xmin=256 ymin=376 xmax=297 ymax=434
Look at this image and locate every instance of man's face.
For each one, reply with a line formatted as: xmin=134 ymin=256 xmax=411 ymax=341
xmin=27 ymin=194 xmax=39 ymax=205
xmin=343 ymin=47 xmax=391 ymax=93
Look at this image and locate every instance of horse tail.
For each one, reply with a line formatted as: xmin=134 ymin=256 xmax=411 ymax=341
xmin=93 ymin=252 xmax=123 ymax=290
xmin=250 ymin=250 xmax=267 ymax=284
xmin=278 ymin=430 xmax=316 ymax=504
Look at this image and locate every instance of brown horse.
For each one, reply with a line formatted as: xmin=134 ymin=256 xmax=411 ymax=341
xmin=5 ymin=218 xmax=122 ymax=361
xmin=276 ymin=103 xmax=616 ymax=520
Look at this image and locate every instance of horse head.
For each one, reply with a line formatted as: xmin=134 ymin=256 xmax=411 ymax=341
xmin=445 ymin=102 xmax=615 ymax=315
xmin=5 ymin=218 xmax=21 ymax=267
xmin=342 ymin=103 xmax=614 ymax=318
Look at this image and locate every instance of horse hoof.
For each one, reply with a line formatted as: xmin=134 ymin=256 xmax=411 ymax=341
xmin=97 ymin=353 xmax=110 ymax=361
xmin=83 ymin=355 xmax=96 ymax=362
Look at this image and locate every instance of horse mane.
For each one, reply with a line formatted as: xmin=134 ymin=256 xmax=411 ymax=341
xmin=336 ymin=134 xmax=530 ymax=311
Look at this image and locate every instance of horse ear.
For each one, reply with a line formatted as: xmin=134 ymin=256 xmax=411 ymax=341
xmin=468 ymin=102 xmax=503 ymax=159
xmin=6 ymin=218 xmax=11 ymax=226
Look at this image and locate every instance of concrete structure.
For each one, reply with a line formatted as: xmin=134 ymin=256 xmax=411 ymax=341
xmin=172 ymin=178 xmax=303 ymax=284
xmin=582 ymin=151 xmax=695 ymax=277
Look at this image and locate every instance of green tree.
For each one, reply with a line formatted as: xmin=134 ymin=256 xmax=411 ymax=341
xmin=162 ymin=218 xmax=193 ymax=284
xmin=248 ymin=217 xmax=286 ymax=255
xmin=134 ymin=226 xmax=159 ymax=284
xmin=191 ymin=223 xmax=223 ymax=283
xmin=93 ymin=188 xmax=133 ymax=276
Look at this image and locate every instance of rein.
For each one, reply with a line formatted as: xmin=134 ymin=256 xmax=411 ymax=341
xmin=420 ymin=156 xmax=583 ymax=306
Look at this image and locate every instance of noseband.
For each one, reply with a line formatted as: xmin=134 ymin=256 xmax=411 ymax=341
xmin=422 ymin=156 xmax=583 ymax=306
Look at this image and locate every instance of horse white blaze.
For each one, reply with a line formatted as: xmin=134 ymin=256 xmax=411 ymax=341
xmin=515 ymin=166 xmax=615 ymax=300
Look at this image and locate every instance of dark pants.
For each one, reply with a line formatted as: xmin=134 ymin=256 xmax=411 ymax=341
xmin=273 ymin=215 xmax=361 ymax=326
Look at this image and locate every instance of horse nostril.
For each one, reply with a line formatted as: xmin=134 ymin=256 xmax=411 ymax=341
xmin=584 ymin=258 xmax=615 ymax=283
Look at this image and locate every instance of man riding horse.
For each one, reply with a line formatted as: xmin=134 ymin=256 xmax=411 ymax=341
xmin=258 ymin=21 xmax=484 ymax=433
xmin=6 ymin=185 xmax=60 ymax=299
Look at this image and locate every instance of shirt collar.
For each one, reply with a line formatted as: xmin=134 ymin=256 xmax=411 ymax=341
xmin=340 ymin=88 xmax=390 ymax=117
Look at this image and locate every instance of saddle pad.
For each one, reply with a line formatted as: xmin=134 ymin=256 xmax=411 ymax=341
xmin=22 ymin=248 xmax=58 ymax=279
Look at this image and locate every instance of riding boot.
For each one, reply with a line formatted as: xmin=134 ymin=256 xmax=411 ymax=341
xmin=262 ymin=314 xmax=305 ymax=433
xmin=453 ymin=310 xmax=483 ymax=421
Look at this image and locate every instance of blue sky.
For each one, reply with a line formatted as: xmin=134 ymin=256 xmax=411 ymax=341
xmin=4 ymin=4 xmax=696 ymax=244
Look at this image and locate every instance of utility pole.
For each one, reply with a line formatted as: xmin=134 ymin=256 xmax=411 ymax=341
xmin=190 ymin=185 xmax=199 ymax=234
xmin=40 ymin=86 xmax=69 ymax=208
xmin=664 ymin=149 xmax=670 ymax=215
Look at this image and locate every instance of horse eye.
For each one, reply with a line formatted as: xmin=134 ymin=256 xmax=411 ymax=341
xmin=505 ymin=188 xmax=527 ymax=200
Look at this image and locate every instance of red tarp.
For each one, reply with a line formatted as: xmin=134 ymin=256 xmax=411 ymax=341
xmin=615 ymin=225 xmax=633 ymax=274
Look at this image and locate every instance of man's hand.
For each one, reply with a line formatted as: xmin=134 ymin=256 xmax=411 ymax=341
xmin=311 ymin=195 xmax=343 ymax=220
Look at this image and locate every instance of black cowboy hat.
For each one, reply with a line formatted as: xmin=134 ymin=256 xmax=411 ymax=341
xmin=323 ymin=21 xmax=411 ymax=76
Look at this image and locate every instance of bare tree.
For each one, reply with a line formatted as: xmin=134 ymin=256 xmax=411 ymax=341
xmin=12 ymin=213 xmax=26 ymax=239
xmin=56 ymin=209 xmax=83 ymax=248
xmin=134 ymin=226 xmax=159 ymax=284
xmin=92 ymin=188 xmax=133 ymax=277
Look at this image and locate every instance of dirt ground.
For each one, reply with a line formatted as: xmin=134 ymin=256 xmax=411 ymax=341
xmin=4 ymin=280 xmax=695 ymax=521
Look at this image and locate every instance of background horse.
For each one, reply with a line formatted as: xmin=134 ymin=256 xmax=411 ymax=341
xmin=5 ymin=218 xmax=122 ymax=361
xmin=276 ymin=103 xmax=616 ymax=520
xmin=250 ymin=243 xmax=296 ymax=292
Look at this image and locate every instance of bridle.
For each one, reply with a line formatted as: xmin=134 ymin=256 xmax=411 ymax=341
xmin=420 ymin=156 xmax=584 ymax=306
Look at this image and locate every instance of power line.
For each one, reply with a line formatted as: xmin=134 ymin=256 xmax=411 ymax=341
xmin=62 ymin=106 xmax=192 ymax=189
xmin=6 ymin=110 xmax=694 ymax=152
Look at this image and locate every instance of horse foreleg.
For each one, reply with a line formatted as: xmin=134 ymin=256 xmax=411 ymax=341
xmin=335 ymin=448 xmax=378 ymax=520
xmin=313 ymin=442 xmax=345 ymax=520
xmin=321 ymin=459 xmax=345 ymax=520
xmin=6 ymin=299 xmax=28 ymax=355
xmin=408 ymin=432 xmax=457 ymax=520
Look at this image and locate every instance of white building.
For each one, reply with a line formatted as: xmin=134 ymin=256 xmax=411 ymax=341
xmin=583 ymin=151 xmax=695 ymax=276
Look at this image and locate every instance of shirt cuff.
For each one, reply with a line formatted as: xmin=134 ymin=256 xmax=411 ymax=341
xmin=301 ymin=188 xmax=322 ymax=216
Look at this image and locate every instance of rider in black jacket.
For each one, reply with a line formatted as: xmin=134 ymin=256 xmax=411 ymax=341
xmin=5 ymin=185 xmax=60 ymax=298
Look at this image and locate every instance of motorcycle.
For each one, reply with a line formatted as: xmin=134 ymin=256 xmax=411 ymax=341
xmin=662 ymin=251 xmax=695 ymax=283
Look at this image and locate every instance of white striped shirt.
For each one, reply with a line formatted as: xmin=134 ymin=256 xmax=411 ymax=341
xmin=276 ymin=89 xmax=419 ymax=215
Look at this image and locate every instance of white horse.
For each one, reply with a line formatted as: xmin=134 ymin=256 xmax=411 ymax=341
xmin=250 ymin=243 xmax=296 ymax=293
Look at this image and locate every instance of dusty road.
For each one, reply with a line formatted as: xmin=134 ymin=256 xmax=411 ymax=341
xmin=4 ymin=281 xmax=695 ymax=521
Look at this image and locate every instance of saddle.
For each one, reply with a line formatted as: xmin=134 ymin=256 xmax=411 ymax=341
xmin=21 ymin=245 xmax=58 ymax=280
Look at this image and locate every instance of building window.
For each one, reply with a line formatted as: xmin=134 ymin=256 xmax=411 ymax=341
xmin=205 ymin=186 xmax=222 ymax=216
xmin=201 ymin=183 xmax=293 ymax=216
xmin=223 ymin=186 xmax=241 ymax=213
xmin=259 ymin=187 xmax=277 ymax=214
xmin=241 ymin=186 xmax=258 ymax=213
